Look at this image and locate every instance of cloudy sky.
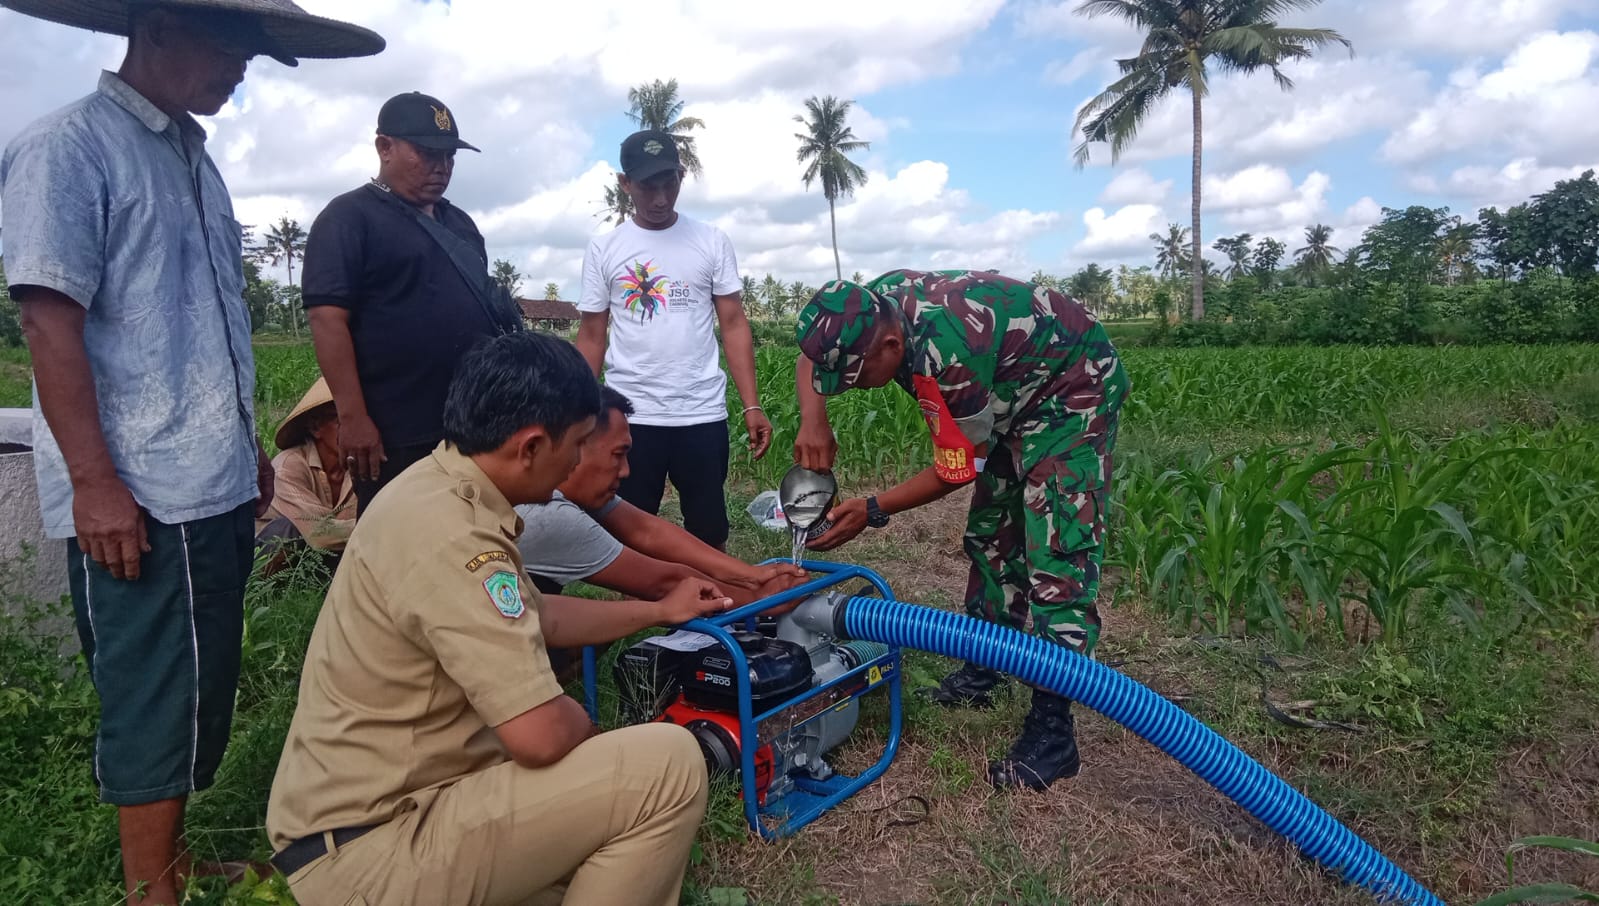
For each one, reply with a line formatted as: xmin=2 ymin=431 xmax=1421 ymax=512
xmin=2 ymin=0 xmax=1597 ymax=295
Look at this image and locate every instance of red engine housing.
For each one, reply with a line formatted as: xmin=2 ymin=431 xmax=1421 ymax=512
xmin=657 ymin=696 xmax=776 ymax=805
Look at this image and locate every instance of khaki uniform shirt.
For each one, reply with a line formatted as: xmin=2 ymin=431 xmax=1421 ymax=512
xmin=266 ymin=443 xmax=563 ymax=850
xmin=256 ymin=441 xmax=357 ymax=551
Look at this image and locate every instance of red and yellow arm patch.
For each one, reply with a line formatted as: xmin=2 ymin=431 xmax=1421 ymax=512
xmin=912 ymin=375 xmax=977 ymax=482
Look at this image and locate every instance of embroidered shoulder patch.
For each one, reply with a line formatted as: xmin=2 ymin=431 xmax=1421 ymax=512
xmin=911 ymin=374 xmax=977 ymax=483
xmin=483 ymin=570 xmax=525 ymax=619
xmin=465 ymin=550 xmax=511 ymax=572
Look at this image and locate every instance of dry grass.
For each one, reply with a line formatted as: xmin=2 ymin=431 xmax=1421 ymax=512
xmin=688 ymin=496 xmax=1599 ymax=906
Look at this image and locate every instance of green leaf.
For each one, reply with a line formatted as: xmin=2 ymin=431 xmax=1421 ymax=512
xmin=1472 ymin=883 xmax=1599 ymax=906
xmin=1428 ymin=502 xmax=1477 ymax=556
xmin=1507 ymin=836 xmax=1599 ymax=881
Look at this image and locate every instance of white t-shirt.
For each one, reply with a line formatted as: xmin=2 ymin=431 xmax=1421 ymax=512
xmin=579 ymin=216 xmax=742 ymax=426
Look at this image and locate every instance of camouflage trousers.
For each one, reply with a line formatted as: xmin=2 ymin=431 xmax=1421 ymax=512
xmin=962 ymin=359 xmax=1127 ymax=655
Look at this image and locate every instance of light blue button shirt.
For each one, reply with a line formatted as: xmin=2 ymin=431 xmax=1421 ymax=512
xmin=1 ymin=71 xmax=258 ymax=539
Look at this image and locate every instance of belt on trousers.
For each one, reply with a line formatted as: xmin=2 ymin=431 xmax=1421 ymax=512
xmin=271 ymin=824 xmax=378 ymax=877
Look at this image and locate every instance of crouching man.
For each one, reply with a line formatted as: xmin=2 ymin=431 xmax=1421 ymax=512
xmin=517 ymin=384 xmax=804 ymax=602
xmin=266 ymin=331 xmax=730 ymax=906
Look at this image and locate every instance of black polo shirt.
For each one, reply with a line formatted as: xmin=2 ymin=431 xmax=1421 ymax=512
xmin=302 ymin=185 xmax=501 ymax=447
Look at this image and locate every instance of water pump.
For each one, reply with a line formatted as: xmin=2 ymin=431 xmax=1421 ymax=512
xmin=612 ymin=592 xmax=890 ymax=807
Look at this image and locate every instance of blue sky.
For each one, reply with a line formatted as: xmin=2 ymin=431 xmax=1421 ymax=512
xmin=3 ymin=0 xmax=1597 ymax=292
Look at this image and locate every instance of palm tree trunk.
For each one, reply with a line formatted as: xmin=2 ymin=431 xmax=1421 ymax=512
xmin=828 ymin=197 xmax=841 ymax=281
xmin=1190 ymin=88 xmax=1205 ymax=321
xmin=288 ymin=256 xmax=299 ymax=339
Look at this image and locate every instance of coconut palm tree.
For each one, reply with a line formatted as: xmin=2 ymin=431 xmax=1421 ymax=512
xmin=599 ymin=182 xmax=634 ymax=226
xmin=787 ymin=281 xmax=811 ymax=318
xmin=760 ymin=274 xmax=784 ymax=321
xmin=794 ymin=95 xmax=871 ymax=281
xmin=1436 ymin=223 xmax=1479 ymax=286
xmin=543 ymin=281 xmax=561 ymax=301
xmin=626 ymin=78 xmax=706 ymax=177
xmin=262 ymin=216 xmax=306 ymax=286
xmin=262 ymin=216 xmax=308 ymax=336
xmin=1150 ymin=223 xmax=1190 ymax=283
xmin=1072 ymin=0 xmax=1351 ymax=321
xmin=1294 ymin=223 xmax=1341 ymax=284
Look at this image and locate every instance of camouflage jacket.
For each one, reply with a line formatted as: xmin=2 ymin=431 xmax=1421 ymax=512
xmin=868 ymin=269 xmax=1117 ymax=449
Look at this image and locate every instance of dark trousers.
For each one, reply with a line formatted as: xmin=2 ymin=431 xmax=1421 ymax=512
xmin=68 ymin=503 xmax=254 ymax=805
xmin=354 ymin=441 xmax=436 ymax=516
xmin=616 ymin=419 xmax=731 ymax=548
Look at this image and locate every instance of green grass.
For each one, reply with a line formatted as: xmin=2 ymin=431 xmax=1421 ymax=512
xmin=0 ymin=346 xmax=30 ymax=408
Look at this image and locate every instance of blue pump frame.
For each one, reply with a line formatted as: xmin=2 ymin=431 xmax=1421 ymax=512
xmin=582 ymin=560 xmax=903 ymax=839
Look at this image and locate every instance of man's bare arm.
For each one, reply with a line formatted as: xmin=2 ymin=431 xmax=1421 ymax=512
xmin=575 ymin=310 xmax=610 ymax=377
xmin=307 ymin=306 xmax=384 ymax=481
xmin=19 ymin=288 xmax=148 ymax=580
xmin=715 ymin=294 xmax=773 ymax=459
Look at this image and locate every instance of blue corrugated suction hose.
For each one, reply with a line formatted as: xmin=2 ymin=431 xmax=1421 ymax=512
xmin=838 ymin=596 xmax=1443 ymax=906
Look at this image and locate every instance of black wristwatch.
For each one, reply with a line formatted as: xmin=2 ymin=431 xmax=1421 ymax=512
xmin=866 ymin=496 xmax=891 ymax=528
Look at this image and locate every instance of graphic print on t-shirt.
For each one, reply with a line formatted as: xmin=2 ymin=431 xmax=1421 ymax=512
xmin=620 ymin=259 xmax=668 ymax=322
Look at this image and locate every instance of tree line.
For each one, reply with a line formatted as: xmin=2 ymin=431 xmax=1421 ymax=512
xmin=1136 ymin=169 xmax=1599 ymax=346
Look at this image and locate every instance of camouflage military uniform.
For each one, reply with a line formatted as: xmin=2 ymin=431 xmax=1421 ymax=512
xmin=800 ymin=269 xmax=1129 ymax=654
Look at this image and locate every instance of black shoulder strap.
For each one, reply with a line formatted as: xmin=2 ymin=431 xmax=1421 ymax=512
xmin=363 ymin=183 xmax=521 ymax=335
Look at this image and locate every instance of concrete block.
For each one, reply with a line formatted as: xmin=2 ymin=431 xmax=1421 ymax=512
xmin=0 ymin=428 xmax=70 ymax=614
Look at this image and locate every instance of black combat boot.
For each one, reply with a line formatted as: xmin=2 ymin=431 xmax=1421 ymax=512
xmin=987 ymin=689 xmax=1081 ymax=791
xmin=920 ymin=661 xmax=1008 ymax=708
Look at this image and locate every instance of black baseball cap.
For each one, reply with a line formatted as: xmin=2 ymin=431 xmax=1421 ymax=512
xmin=376 ymin=91 xmax=480 ymax=152
xmin=620 ymin=129 xmax=682 ymax=181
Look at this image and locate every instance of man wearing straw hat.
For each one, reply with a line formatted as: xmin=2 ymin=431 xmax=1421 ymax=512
xmin=0 ymin=1 xmax=382 ymax=900
xmin=256 ymin=376 xmax=357 ymax=572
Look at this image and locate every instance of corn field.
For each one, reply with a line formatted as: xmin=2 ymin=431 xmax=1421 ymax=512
xmin=730 ymin=342 xmax=1599 ymax=647
xmin=251 ymin=339 xmax=1599 ymax=647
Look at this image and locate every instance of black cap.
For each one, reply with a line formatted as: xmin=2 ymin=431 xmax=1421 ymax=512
xmin=377 ymin=92 xmax=480 ymax=152
xmin=620 ymin=129 xmax=682 ymax=181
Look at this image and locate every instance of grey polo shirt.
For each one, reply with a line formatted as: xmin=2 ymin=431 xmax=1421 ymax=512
xmin=0 ymin=71 xmax=258 ymax=537
xmin=513 ymin=492 xmax=625 ymax=587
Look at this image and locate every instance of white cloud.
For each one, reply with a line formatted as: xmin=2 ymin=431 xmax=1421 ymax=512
xmin=1336 ymin=0 xmax=1592 ymax=57
xmin=1099 ymin=168 xmax=1172 ymax=206
xmin=1073 ymin=55 xmax=1424 ymax=168
xmin=1070 ymin=165 xmax=1353 ymax=264
xmin=1411 ymin=157 xmax=1599 ymax=209
xmin=1382 ymin=31 xmax=1599 ymax=166
xmin=0 ymin=0 xmax=1030 ymax=293
xmin=1016 ymin=1 xmax=1144 ymax=51
xmin=737 ymin=160 xmax=1060 ymax=281
xmin=1332 ymin=198 xmax=1384 ymax=250
xmin=1205 ymin=167 xmax=1333 ymax=239
xmin=1204 ymin=165 xmax=1296 ymax=211
xmin=1071 ymin=204 xmax=1164 ymax=260
xmin=1042 ymin=49 xmax=1106 ymax=86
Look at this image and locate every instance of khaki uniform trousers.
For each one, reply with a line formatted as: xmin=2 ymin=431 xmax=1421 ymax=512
xmin=285 ymin=724 xmax=708 ymax=906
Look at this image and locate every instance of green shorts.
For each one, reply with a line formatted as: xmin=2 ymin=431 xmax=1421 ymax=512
xmin=68 ymin=503 xmax=254 ymax=805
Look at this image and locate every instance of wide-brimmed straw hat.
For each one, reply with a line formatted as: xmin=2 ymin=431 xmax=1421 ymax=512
xmin=274 ymin=376 xmax=336 ymax=451
xmin=0 ymin=0 xmax=386 ymax=65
